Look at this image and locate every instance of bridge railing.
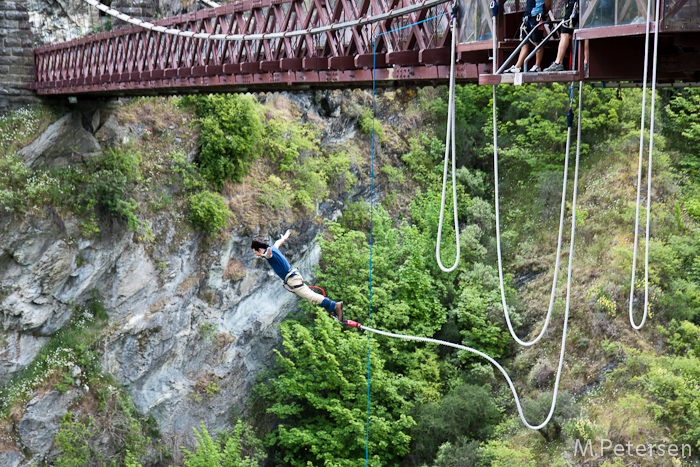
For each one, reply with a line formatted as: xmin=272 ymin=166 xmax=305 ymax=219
xmin=31 ymin=0 xmax=453 ymax=92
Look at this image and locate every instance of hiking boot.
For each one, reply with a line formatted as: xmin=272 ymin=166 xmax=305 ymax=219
xmin=504 ymin=65 xmax=521 ymax=73
xmin=334 ymin=302 xmax=343 ymax=322
xmin=544 ymin=62 xmax=565 ymax=72
xmin=529 ymin=65 xmax=542 ymax=72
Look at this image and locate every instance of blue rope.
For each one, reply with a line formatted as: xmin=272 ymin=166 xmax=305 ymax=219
xmin=376 ymin=11 xmax=450 ymax=36
xmin=365 ymin=25 xmax=376 ymax=467
xmin=365 ymin=11 xmax=448 ymax=465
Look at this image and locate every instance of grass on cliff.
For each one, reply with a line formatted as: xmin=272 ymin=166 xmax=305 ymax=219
xmin=0 ymin=104 xmax=60 ymax=155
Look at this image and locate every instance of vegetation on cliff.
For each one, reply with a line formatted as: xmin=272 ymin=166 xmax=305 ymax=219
xmin=1 ymin=84 xmax=700 ymax=467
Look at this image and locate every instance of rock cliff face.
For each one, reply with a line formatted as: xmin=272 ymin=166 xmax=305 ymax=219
xmin=0 ymin=90 xmax=363 ymax=464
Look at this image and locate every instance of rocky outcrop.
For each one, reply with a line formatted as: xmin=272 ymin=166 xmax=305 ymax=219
xmin=0 ymin=208 xmax=334 ymax=443
xmin=95 ymin=114 xmax=132 ymax=148
xmin=0 ymin=333 xmax=50 ymax=386
xmin=27 ymin=0 xmax=98 ymax=47
xmin=0 ymin=449 xmax=25 ymax=467
xmin=18 ymin=112 xmax=102 ymax=168
xmin=17 ymin=389 xmax=84 ymax=458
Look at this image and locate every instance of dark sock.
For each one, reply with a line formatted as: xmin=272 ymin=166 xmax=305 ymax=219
xmin=320 ymin=298 xmax=336 ymax=312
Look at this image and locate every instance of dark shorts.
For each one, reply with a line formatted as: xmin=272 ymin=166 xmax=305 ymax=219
xmin=561 ymin=1 xmax=579 ymax=34
xmin=521 ymin=16 xmax=545 ymax=44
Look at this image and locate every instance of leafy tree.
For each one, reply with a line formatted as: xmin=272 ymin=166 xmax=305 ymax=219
xmin=315 ymin=210 xmax=448 ymax=374
xmin=665 ymin=88 xmax=700 ymax=173
xmin=409 ymin=384 xmax=501 ymax=465
xmin=256 ymin=316 xmax=416 ymax=467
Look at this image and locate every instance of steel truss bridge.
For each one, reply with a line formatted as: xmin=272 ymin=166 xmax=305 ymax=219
xmin=28 ymin=0 xmax=700 ymax=96
xmin=30 ymin=0 xmax=471 ymax=96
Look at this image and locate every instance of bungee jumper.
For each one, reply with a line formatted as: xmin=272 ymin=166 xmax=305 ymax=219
xmin=251 ymin=230 xmax=344 ymax=322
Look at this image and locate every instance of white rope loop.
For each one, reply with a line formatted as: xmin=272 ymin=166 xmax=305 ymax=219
xmin=491 ymin=76 xmax=572 ymax=348
xmin=436 ymin=16 xmax=461 ymax=273
xmin=628 ymin=0 xmax=660 ymax=330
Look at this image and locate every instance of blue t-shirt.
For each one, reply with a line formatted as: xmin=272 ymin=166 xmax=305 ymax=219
xmin=266 ymin=246 xmax=291 ymax=280
xmin=526 ymin=0 xmax=545 ymax=16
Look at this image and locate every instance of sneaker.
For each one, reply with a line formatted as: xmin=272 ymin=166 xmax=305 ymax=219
xmin=544 ymin=62 xmax=565 ymax=72
xmin=504 ymin=65 xmax=521 ymax=73
xmin=529 ymin=65 xmax=542 ymax=72
xmin=334 ymin=302 xmax=343 ymax=322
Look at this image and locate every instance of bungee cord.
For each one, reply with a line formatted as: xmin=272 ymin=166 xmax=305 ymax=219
xmin=628 ymin=0 xmax=661 ymax=330
xmin=436 ymin=16 xmax=461 ymax=273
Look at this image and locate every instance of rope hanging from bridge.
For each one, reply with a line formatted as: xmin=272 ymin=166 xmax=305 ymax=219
xmin=435 ymin=12 xmax=460 ymax=273
xmin=81 ymin=0 xmax=450 ymax=41
xmin=481 ymin=37 xmax=582 ymax=426
xmin=352 ymin=4 xmax=585 ymax=432
xmin=491 ymin=45 xmax=581 ymax=347
xmin=628 ymin=0 xmax=661 ymax=330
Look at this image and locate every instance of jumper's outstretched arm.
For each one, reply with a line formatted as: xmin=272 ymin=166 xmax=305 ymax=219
xmin=274 ymin=229 xmax=292 ymax=249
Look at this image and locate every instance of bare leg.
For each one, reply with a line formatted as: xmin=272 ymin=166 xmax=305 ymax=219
xmin=515 ymin=43 xmax=531 ymax=68
xmin=536 ymin=46 xmax=544 ymax=68
xmin=554 ymin=33 xmax=571 ymax=65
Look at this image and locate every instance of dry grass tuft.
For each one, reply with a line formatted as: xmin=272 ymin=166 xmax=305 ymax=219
xmin=223 ymin=259 xmax=246 ymax=282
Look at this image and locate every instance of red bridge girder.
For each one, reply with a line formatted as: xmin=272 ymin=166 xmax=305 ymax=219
xmin=30 ymin=0 xmax=481 ymax=96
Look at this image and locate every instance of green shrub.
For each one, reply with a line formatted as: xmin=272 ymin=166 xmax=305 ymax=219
xmin=339 ymin=201 xmax=371 ymax=232
xmin=188 ymin=191 xmax=230 ymax=234
xmin=55 ymin=413 xmax=95 ymax=467
xmin=563 ymin=416 xmax=597 ymax=444
xmin=659 ymin=319 xmax=700 ymax=357
xmin=522 ymin=391 xmax=577 ymax=442
xmin=262 ymin=118 xmax=318 ymax=172
xmin=181 ymin=420 xmax=266 ymax=467
xmin=0 ymin=153 xmax=30 ymax=212
xmin=84 ymin=148 xmax=142 ymax=231
xmin=291 ymin=156 xmax=327 ymax=212
xmin=430 ymin=438 xmax=481 ymax=467
xmin=124 ymin=450 xmax=143 ymax=467
xmin=358 ymin=108 xmax=385 ymax=143
xmin=186 ymin=94 xmax=263 ymax=189
xmin=478 ymin=439 xmax=536 ymax=467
